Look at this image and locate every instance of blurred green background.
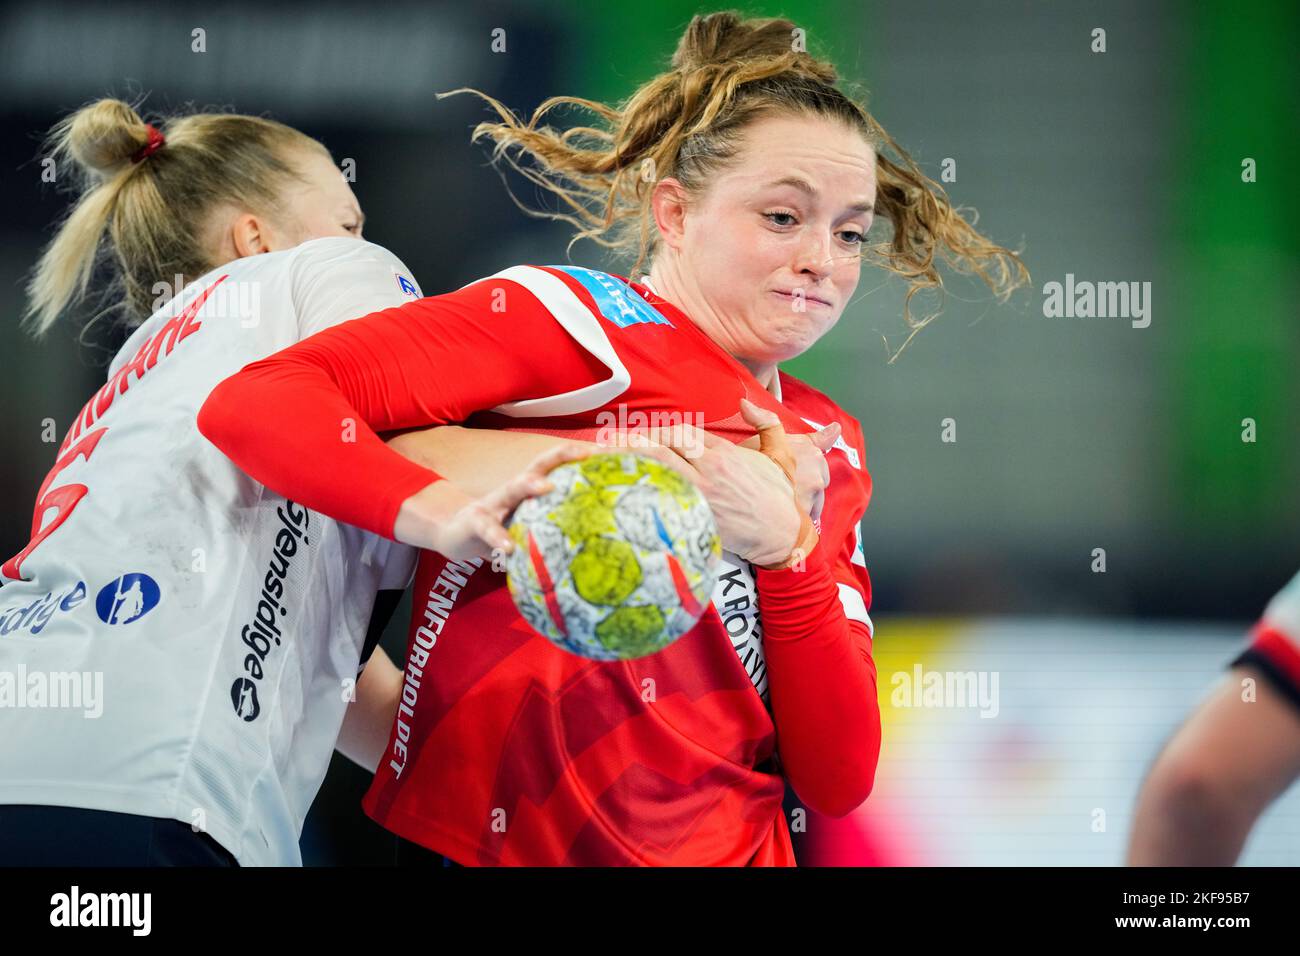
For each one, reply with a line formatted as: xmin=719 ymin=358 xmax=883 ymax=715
xmin=6 ymin=0 xmax=1293 ymax=622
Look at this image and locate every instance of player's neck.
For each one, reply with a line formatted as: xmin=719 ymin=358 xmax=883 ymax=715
xmin=640 ymin=268 xmax=780 ymax=399
xmin=744 ymin=361 xmax=779 ymax=395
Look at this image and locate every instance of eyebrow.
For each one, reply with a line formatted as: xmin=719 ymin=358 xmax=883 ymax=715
xmin=763 ymin=176 xmax=874 ymax=214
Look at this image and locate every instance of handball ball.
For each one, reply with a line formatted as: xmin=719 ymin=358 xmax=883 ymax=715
xmin=504 ymin=452 xmax=721 ymax=660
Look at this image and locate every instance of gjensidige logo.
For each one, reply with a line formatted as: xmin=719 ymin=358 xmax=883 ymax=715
xmin=230 ymin=501 xmax=309 ymax=722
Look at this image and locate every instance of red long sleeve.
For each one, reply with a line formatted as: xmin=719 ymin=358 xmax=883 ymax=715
xmin=756 ymin=541 xmax=881 ymax=818
xmin=198 ymin=279 xmax=610 ymax=538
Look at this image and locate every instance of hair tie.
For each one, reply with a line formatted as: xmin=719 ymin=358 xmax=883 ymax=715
xmin=130 ymin=125 xmax=166 ymax=164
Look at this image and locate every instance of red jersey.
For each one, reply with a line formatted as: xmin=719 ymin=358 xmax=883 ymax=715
xmin=199 ymin=263 xmax=881 ymax=865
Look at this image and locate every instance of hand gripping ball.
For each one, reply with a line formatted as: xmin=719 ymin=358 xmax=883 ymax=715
xmin=504 ymin=452 xmax=721 ymax=660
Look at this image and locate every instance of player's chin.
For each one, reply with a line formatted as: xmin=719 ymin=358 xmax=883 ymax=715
xmin=764 ymin=328 xmax=831 ymax=364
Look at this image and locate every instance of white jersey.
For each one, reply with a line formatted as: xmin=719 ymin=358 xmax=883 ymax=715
xmin=0 ymin=237 xmax=422 ymax=865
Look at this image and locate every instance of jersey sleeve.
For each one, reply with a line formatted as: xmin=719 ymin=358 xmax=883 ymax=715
xmin=752 ymin=421 xmax=879 ymax=818
xmin=830 ymin=415 xmax=873 ymax=641
xmin=197 ymin=267 xmax=620 ymax=540
xmin=1232 ymin=570 xmax=1300 ymax=712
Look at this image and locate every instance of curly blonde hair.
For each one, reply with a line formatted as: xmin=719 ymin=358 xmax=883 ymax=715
xmin=438 ymin=10 xmax=1028 ymax=357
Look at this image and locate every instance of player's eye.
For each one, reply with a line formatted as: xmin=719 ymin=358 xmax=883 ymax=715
xmin=763 ymin=210 xmax=798 ymax=227
xmin=839 ymin=230 xmax=865 ymax=245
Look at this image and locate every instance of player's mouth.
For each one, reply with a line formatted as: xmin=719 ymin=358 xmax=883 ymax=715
xmin=770 ymin=288 xmax=833 ymax=309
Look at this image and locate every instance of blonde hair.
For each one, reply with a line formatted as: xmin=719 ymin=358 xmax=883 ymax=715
xmin=439 ymin=10 xmax=1028 ymax=355
xmin=25 ymin=98 xmax=330 ymax=336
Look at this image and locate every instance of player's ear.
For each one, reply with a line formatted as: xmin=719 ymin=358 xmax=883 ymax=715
xmin=650 ymin=178 xmax=690 ymax=252
xmin=229 ymin=212 xmax=274 ymax=258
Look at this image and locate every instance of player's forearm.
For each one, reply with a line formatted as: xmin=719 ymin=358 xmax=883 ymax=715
xmin=199 ymin=358 xmax=442 ymax=539
xmin=1126 ymin=666 xmax=1300 ymax=865
xmin=388 ymin=426 xmax=601 ymax=498
xmin=201 ymin=291 xmax=601 ymax=540
xmin=1127 ymin=764 xmax=1255 ymax=866
xmin=757 ymin=545 xmax=881 ymax=818
xmin=336 ymin=648 xmax=405 ymax=774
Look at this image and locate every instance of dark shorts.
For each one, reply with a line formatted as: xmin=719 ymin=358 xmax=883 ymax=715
xmin=0 ymin=805 xmax=239 ymax=867
xmin=394 ymin=835 xmax=460 ymax=868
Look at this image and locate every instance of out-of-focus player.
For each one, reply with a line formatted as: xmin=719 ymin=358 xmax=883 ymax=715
xmin=0 ymin=99 xmax=575 ymax=866
xmin=1128 ymin=571 xmax=1300 ymax=865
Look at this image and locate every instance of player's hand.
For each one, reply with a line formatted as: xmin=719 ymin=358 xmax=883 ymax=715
xmin=736 ymin=399 xmax=823 ymax=569
xmin=738 ymin=398 xmax=837 ymax=521
xmin=393 ymin=443 xmax=593 ymax=559
xmin=592 ymin=428 xmax=701 ymax=484
xmin=633 ymin=417 xmax=803 ymax=567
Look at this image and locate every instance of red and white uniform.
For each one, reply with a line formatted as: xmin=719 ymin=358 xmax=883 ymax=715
xmin=198 ymin=264 xmax=882 ymax=865
xmin=1233 ymin=570 xmax=1300 ymax=710
xmin=0 ymin=238 xmax=420 ymax=865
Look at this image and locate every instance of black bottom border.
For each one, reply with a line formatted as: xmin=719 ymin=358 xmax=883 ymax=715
xmin=0 ymin=865 xmax=1288 ymax=940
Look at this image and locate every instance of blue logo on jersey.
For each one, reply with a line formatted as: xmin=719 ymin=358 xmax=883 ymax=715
xmin=95 ymin=573 xmax=160 ymax=625
xmin=395 ymin=274 xmax=419 ymax=298
xmin=549 ymin=266 xmax=674 ymax=329
xmin=231 ymin=678 xmax=260 ymax=721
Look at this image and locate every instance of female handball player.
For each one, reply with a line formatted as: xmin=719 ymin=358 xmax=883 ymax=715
xmin=199 ymin=13 xmax=1028 ymax=865
xmin=0 ymin=99 xmax=579 ymax=866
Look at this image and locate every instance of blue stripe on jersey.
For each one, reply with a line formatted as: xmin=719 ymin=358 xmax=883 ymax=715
xmin=547 ymin=266 xmax=674 ymax=329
